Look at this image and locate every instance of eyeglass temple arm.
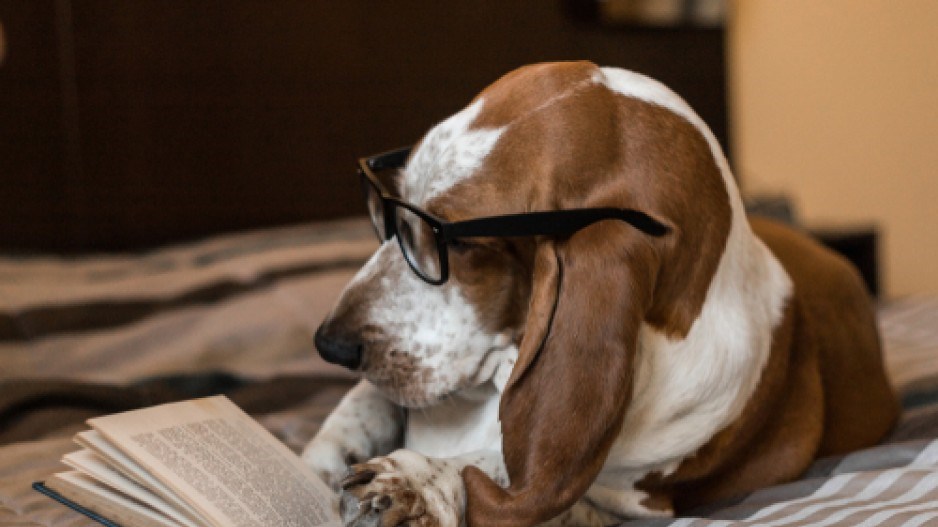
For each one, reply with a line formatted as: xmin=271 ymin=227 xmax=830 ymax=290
xmin=443 ymin=208 xmax=670 ymax=239
xmin=360 ymin=147 xmax=670 ymax=238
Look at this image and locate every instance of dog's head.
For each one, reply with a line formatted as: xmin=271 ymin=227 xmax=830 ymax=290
xmin=316 ymin=61 xmax=736 ymax=526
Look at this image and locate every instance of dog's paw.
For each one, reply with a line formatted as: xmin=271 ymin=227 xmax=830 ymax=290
xmin=338 ymin=451 xmax=462 ymax=527
xmin=302 ymin=436 xmax=362 ymax=491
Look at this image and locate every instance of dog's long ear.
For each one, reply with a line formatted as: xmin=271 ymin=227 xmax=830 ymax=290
xmin=463 ymin=221 xmax=658 ymax=527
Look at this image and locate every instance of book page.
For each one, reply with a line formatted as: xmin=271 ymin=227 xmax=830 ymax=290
xmin=47 ymin=471 xmax=183 ymax=527
xmin=64 ymin=450 xmax=200 ymax=527
xmin=88 ymin=396 xmax=339 ymax=527
xmin=77 ymin=430 xmax=151 ymax=488
xmin=76 ymin=430 xmax=208 ymax=525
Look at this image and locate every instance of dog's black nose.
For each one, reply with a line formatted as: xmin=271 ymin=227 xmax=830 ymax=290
xmin=315 ymin=325 xmax=363 ymax=370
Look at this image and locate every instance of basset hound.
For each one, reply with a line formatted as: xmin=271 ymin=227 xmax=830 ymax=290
xmin=302 ymin=61 xmax=899 ymax=527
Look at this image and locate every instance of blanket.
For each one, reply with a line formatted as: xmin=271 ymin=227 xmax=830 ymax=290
xmin=2 ymin=218 xmax=937 ymax=526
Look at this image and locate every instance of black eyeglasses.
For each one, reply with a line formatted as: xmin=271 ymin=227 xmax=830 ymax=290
xmin=359 ymin=146 xmax=670 ymax=285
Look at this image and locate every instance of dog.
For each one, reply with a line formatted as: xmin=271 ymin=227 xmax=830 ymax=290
xmin=302 ymin=61 xmax=898 ymax=527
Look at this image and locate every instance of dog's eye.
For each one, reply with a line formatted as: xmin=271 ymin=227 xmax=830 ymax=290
xmin=449 ymin=239 xmax=477 ymax=255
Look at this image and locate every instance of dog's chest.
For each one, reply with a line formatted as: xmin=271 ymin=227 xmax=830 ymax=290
xmin=403 ymin=385 xmax=503 ymax=459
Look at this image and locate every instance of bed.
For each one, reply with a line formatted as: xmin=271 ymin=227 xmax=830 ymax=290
xmin=2 ymin=218 xmax=937 ymax=526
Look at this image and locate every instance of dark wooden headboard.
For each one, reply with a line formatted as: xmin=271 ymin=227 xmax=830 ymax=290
xmin=0 ymin=1 xmax=726 ymax=253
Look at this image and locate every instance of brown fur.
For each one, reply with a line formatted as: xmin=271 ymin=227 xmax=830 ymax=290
xmin=437 ymin=62 xmax=731 ymax=339
xmin=636 ymin=219 xmax=898 ymax=512
xmin=460 ymin=61 xmax=733 ymax=526
xmin=465 ymin=221 xmax=658 ymax=526
xmin=751 ymin=218 xmax=899 ymax=456
xmin=457 ymin=63 xmax=897 ymax=525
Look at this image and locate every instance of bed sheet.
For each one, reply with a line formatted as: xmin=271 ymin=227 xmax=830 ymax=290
xmin=2 ymin=219 xmax=938 ymax=526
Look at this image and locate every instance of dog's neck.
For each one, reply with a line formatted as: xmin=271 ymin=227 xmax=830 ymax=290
xmin=404 ymin=379 xmax=508 ymax=459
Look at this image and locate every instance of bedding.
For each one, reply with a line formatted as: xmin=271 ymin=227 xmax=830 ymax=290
xmin=1 ymin=219 xmax=937 ymax=526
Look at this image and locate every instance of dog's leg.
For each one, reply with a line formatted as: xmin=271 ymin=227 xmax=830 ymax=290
xmin=338 ymin=449 xmax=620 ymax=527
xmin=302 ymin=380 xmax=405 ymax=490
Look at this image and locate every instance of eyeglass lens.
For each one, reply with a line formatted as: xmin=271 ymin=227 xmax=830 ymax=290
xmin=362 ymin=176 xmax=386 ymax=241
xmin=395 ymin=206 xmax=442 ymax=282
xmin=361 ymin=168 xmax=444 ymax=283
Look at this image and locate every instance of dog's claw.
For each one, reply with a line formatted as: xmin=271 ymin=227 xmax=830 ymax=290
xmin=341 ymin=467 xmax=377 ymax=489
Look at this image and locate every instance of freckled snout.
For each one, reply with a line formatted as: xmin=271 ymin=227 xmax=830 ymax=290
xmin=315 ymin=322 xmax=363 ymax=371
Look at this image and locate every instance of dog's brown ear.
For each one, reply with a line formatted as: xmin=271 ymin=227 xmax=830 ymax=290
xmin=463 ymin=222 xmax=658 ymax=527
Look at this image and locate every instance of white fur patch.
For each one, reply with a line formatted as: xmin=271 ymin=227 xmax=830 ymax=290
xmin=590 ymin=67 xmax=793 ymax=516
xmin=346 ymin=241 xmax=515 ymax=409
xmin=302 ymin=380 xmax=403 ymax=490
xmin=404 ymin=99 xmax=505 ymax=205
xmin=586 ymin=483 xmax=673 ymax=518
xmin=404 ymin=382 xmax=505 ymax=459
xmin=330 ymin=96 xmax=513 ymax=409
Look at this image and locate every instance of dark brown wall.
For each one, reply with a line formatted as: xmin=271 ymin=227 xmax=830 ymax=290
xmin=0 ymin=1 xmax=726 ymax=253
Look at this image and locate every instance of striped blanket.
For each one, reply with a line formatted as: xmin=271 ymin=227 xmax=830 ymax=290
xmin=624 ymin=438 xmax=938 ymax=527
xmin=0 ymin=218 xmax=375 ymax=383
xmin=1 ymin=218 xmax=937 ymax=526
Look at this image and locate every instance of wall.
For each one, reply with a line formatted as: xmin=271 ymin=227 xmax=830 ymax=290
xmin=729 ymin=0 xmax=938 ymax=296
xmin=0 ymin=1 xmax=727 ymax=253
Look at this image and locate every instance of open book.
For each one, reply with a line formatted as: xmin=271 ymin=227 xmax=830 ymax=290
xmin=35 ymin=395 xmax=340 ymax=527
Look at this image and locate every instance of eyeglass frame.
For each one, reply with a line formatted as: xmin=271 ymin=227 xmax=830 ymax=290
xmin=358 ymin=146 xmax=671 ymax=285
